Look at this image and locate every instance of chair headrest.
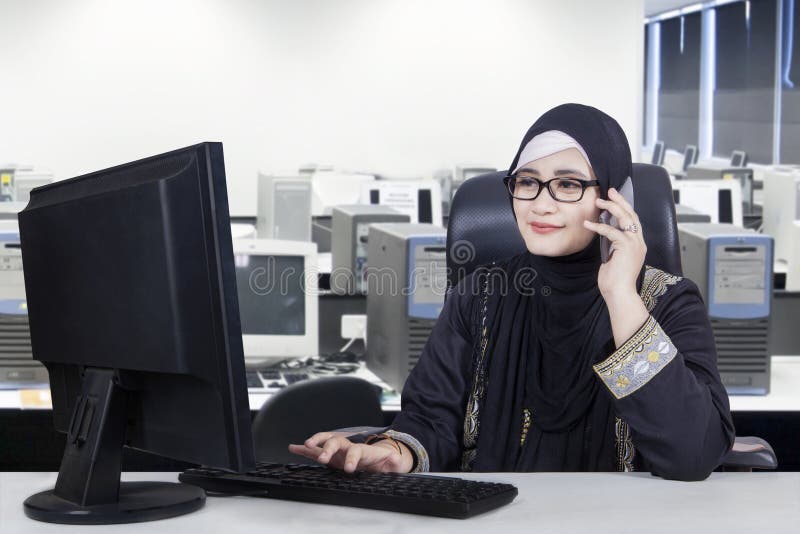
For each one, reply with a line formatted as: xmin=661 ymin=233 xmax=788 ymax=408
xmin=445 ymin=163 xmax=682 ymax=289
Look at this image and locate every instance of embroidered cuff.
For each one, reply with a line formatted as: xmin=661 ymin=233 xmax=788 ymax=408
xmin=383 ymin=430 xmax=430 ymax=473
xmin=593 ymin=316 xmax=677 ymax=399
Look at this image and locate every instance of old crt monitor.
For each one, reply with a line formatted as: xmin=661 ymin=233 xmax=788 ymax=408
xmin=762 ymin=166 xmax=800 ymax=265
xmin=360 ymin=179 xmax=443 ymax=227
xmin=256 ymin=173 xmax=312 ymax=242
xmin=731 ymin=150 xmax=748 ymax=167
xmin=685 ymin=164 xmax=755 ymax=214
xmin=651 ymin=141 xmax=665 ymax=166
xmin=233 ymin=238 xmax=318 ymax=364
xmin=672 ymin=179 xmax=743 ymax=227
xmin=682 ymin=145 xmax=698 ymax=171
xmin=788 ymin=221 xmax=800 ymax=291
xmin=678 ymin=223 xmax=773 ymax=395
xmin=365 ymin=223 xmax=446 ymax=392
xmin=18 ymin=143 xmax=255 ymax=524
xmin=330 ymin=205 xmax=409 ymax=295
xmin=310 ymin=170 xmax=376 ymax=216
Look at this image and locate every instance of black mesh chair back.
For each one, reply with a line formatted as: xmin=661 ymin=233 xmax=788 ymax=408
xmin=252 ymin=376 xmax=384 ymax=465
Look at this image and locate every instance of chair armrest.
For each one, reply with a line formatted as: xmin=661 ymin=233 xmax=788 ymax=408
xmin=721 ymin=436 xmax=778 ymax=470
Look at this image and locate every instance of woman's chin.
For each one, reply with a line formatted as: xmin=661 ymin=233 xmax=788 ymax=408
xmin=525 ymin=243 xmax=567 ymax=257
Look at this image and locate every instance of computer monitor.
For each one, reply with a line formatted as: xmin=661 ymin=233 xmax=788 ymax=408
xmin=310 ymin=170 xmax=376 ymax=216
xmin=19 ymin=143 xmax=255 ymax=524
xmin=672 ymin=179 xmax=743 ymax=227
xmin=730 ymin=150 xmax=748 ymax=167
xmin=435 ymin=166 xmax=497 ymax=204
xmin=787 ymin=221 xmax=800 ymax=291
xmin=761 ymin=166 xmax=800 ymax=264
xmin=685 ymin=164 xmax=755 ymax=215
xmin=452 ymin=166 xmax=496 ymax=200
xmin=682 ymin=145 xmax=698 ymax=171
xmin=256 ymin=173 xmax=312 ymax=241
xmin=233 ymin=238 xmax=318 ymax=365
xmin=651 ymin=141 xmax=665 ymax=166
xmin=455 ymin=166 xmax=497 ymax=183
xmin=360 ymin=179 xmax=443 ymax=227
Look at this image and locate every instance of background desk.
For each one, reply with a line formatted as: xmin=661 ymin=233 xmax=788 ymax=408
xmin=2 ymin=357 xmax=800 ymax=471
xmin=2 ymin=471 xmax=799 ymax=533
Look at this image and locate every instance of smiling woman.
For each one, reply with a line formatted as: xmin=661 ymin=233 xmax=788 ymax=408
xmin=507 ymin=147 xmax=602 ymax=257
xmin=289 ymin=103 xmax=735 ymax=482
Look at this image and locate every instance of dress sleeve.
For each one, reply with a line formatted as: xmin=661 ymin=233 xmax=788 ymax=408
xmin=388 ymin=276 xmax=477 ymax=472
xmin=592 ymin=275 xmax=736 ymax=481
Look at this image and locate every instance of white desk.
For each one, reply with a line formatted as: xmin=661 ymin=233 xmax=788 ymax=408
xmin=4 ymin=357 xmax=799 ymax=412
xmin=2 ymin=471 xmax=799 ymax=533
xmin=246 ymin=364 xmax=402 ymax=412
xmin=728 ymin=356 xmax=800 ymax=411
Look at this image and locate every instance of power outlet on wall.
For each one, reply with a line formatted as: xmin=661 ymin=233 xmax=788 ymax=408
xmin=341 ymin=314 xmax=367 ymax=340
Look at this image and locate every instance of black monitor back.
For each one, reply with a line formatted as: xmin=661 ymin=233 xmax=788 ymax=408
xmin=19 ymin=143 xmax=254 ymax=472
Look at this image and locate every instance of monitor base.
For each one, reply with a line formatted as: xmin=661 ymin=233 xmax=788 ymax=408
xmin=24 ymin=481 xmax=205 ymax=525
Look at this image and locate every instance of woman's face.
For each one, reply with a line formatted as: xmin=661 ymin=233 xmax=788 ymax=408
xmin=512 ymin=148 xmax=602 ymax=257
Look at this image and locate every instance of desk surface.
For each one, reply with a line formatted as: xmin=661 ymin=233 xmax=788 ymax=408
xmin=2 ymin=471 xmax=799 ymax=533
xmin=4 ymin=357 xmax=800 ymax=412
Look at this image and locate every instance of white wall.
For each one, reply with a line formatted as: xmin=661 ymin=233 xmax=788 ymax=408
xmin=0 ymin=0 xmax=644 ymax=215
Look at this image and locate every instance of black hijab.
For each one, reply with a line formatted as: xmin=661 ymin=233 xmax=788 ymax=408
xmin=468 ymin=103 xmax=635 ymax=472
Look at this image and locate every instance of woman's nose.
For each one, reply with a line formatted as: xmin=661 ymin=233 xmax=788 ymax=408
xmin=529 ymin=191 xmax=558 ymax=214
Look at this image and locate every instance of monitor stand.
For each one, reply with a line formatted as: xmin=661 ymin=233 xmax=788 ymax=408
xmin=23 ymin=367 xmax=205 ymax=524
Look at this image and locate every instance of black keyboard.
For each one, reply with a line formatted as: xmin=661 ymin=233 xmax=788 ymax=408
xmin=245 ymin=371 xmax=263 ymax=388
xmin=283 ymin=372 xmax=310 ymax=384
xmin=179 ymin=462 xmax=517 ymax=519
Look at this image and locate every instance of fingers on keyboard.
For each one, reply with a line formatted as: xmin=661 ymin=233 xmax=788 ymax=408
xmin=305 ymin=432 xmax=334 ymax=448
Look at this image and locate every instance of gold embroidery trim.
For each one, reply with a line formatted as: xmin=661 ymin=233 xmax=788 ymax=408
xmin=614 ymin=417 xmax=635 ymax=472
xmin=593 ymin=316 xmax=678 ymax=399
xmin=639 ymin=265 xmax=682 ymax=312
xmin=520 ymin=408 xmax=532 ymax=447
xmin=461 ymin=266 xmax=493 ymax=471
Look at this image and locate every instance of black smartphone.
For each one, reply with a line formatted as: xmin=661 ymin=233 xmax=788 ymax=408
xmin=599 ymin=177 xmax=635 ymax=263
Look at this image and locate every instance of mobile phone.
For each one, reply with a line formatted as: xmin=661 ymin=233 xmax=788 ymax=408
xmin=599 ymin=177 xmax=635 ymax=263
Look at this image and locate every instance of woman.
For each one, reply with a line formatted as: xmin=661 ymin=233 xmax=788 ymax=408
xmin=289 ymin=103 xmax=735 ymax=481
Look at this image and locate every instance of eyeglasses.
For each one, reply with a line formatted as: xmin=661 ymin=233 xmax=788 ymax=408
xmin=503 ymin=173 xmax=600 ymax=203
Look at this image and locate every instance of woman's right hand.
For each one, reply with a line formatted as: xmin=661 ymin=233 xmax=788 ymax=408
xmin=288 ymin=431 xmax=413 ymax=474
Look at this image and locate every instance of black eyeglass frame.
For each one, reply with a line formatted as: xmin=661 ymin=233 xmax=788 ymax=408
xmin=503 ymin=174 xmax=601 ymax=203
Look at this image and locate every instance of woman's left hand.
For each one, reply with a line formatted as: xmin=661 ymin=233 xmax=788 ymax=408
xmin=583 ymin=187 xmax=647 ymax=300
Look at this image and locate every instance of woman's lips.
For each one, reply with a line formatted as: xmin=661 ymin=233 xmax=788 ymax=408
xmin=529 ymin=222 xmax=563 ymax=234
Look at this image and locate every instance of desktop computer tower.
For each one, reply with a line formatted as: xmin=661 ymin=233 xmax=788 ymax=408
xmin=256 ymin=173 xmax=312 ymax=241
xmin=331 ymin=205 xmax=410 ymax=295
xmin=0 ymin=223 xmax=47 ymax=388
xmin=678 ymin=223 xmax=773 ymax=394
xmin=365 ymin=223 xmax=446 ymax=392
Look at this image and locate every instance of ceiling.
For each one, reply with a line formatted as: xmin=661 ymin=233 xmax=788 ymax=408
xmin=644 ymin=0 xmax=702 ymax=17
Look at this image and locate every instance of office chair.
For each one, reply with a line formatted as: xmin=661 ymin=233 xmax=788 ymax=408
xmin=446 ymin=164 xmax=777 ymax=472
xmin=252 ymin=376 xmax=385 ymax=465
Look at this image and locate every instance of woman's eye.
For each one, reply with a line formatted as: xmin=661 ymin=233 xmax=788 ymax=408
xmin=517 ymin=178 xmax=536 ymax=188
xmin=558 ymin=180 xmax=580 ymax=189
